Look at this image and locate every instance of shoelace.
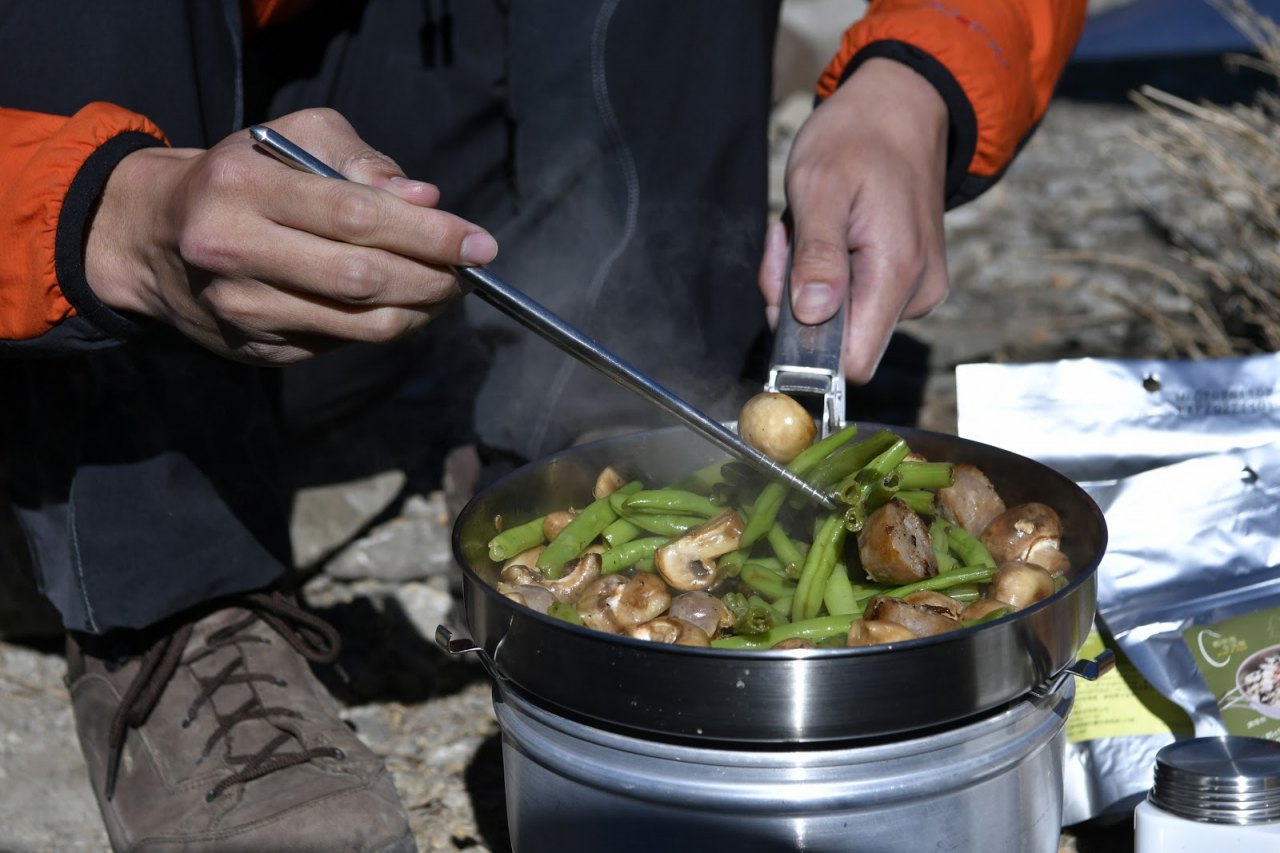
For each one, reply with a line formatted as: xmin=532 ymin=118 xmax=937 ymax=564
xmin=103 ymin=591 xmax=342 ymax=802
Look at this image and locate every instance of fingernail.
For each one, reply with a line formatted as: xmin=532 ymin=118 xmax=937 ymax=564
xmin=461 ymin=233 xmax=498 ymax=265
xmin=389 ymin=176 xmax=428 ymax=190
xmin=795 ymin=283 xmax=836 ymax=319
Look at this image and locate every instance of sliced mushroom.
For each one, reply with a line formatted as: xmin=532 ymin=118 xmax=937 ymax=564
xmin=502 ymin=545 xmax=546 ymax=573
xmin=987 ymin=561 xmax=1055 ymax=610
xmin=625 ymin=616 xmax=711 ymax=647
xmin=540 ymin=552 xmax=602 ymax=603
xmin=772 ymin=637 xmax=818 ymax=650
xmin=865 ymin=594 xmax=963 ymax=638
xmin=612 ymin=572 xmax=672 ymax=628
xmin=655 ymin=508 xmax=744 ymax=591
xmin=496 ymin=563 xmax=542 ymax=595
xmin=503 ymin=584 xmax=557 ymax=615
xmin=903 ymin=590 xmax=965 ymax=621
xmin=667 ymin=591 xmax=735 ymax=638
xmin=937 ymin=463 xmax=1006 ymax=537
xmin=980 ymin=503 xmax=1069 ymax=575
xmin=593 ymin=465 xmax=628 ymax=499
xmin=857 ymin=499 xmax=938 ymax=585
xmin=542 ymin=510 xmax=579 ymax=541
xmin=960 ymin=599 xmax=1013 ymax=622
xmin=576 ymin=575 xmax=627 ymax=633
xmin=847 ymin=619 xmax=919 ymax=647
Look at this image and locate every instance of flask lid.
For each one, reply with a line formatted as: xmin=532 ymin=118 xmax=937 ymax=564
xmin=1150 ymin=736 xmax=1280 ymax=825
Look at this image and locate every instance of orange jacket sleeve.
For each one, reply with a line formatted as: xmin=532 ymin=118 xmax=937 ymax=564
xmin=0 ymin=103 xmax=167 ymax=352
xmin=820 ymin=0 xmax=1086 ymax=208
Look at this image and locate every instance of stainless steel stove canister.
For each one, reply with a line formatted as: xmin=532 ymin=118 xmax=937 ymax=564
xmin=493 ymin=679 xmax=1075 ymax=853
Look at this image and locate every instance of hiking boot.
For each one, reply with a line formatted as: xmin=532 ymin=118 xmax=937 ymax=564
xmin=66 ymin=590 xmax=418 ymax=853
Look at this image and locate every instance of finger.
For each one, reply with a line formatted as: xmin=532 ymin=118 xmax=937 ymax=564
xmin=758 ymin=220 xmax=790 ymax=330
xmin=199 ymin=275 xmax=442 ymax=350
xmin=256 ymin=171 xmax=498 ymax=266
xmin=786 ymin=186 xmax=853 ymax=325
xmin=202 ymin=219 xmax=465 ymax=309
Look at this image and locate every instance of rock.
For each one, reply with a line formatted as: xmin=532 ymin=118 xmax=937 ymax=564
xmin=324 ymin=492 xmax=455 ymax=581
xmin=395 ymin=579 xmax=457 ymax=642
xmin=290 ymin=469 xmax=407 ymax=570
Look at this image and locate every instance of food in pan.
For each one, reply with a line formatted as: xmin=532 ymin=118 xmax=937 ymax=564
xmin=1241 ymin=649 xmax=1280 ymax=710
xmin=485 ymin=393 xmax=1072 ymax=650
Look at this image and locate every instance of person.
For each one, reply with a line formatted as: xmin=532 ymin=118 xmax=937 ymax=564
xmin=0 ymin=1 xmax=1084 ymax=851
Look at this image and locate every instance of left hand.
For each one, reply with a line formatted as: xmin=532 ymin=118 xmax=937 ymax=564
xmin=759 ymin=58 xmax=951 ymax=384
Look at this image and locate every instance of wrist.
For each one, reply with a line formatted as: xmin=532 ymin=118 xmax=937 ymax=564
xmin=84 ymin=146 xmax=197 ymax=321
xmin=836 ymin=57 xmax=948 ymax=146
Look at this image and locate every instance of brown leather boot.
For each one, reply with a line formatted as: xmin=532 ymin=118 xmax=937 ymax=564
xmin=67 ymin=591 xmax=418 ymax=853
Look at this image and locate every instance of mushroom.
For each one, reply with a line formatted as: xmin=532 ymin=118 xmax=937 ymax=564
xmin=980 ymin=503 xmax=1070 ymax=576
xmin=960 ymin=599 xmax=1013 ymax=622
xmin=503 ymin=584 xmax=556 ymax=615
xmin=655 ymin=508 xmax=744 ymax=591
xmin=593 ymin=465 xmax=628 ymax=499
xmin=542 ymin=510 xmax=579 ymax=541
xmin=903 ymin=590 xmax=965 ymax=621
xmin=847 ymin=619 xmax=918 ymax=647
xmin=540 ymin=552 xmax=602 ymax=603
xmin=987 ymin=561 xmax=1055 ymax=610
xmin=667 ymin=591 xmax=735 ymax=638
xmin=502 ymin=545 xmax=546 ymax=572
xmin=576 ymin=575 xmax=627 ymax=633
xmin=611 ymin=572 xmax=672 ymax=628
xmin=857 ymin=499 xmax=938 ymax=585
xmin=625 ymin=616 xmax=711 ymax=647
xmin=496 ymin=563 xmax=542 ymax=595
xmin=937 ymin=463 xmax=1006 ymax=537
xmin=738 ymin=392 xmax=816 ymax=463
xmin=864 ymin=594 xmax=963 ymax=638
xmin=772 ymin=637 xmax=818 ymax=650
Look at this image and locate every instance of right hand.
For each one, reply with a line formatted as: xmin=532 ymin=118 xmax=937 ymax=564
xmin=85 ymin=108 xmax=497 ymax=364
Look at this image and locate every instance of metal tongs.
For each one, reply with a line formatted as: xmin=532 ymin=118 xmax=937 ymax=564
xmin=765 ymin=252 xmax=847 ymax=440
xmin=250 ymin=126 xmax=836 ymax=509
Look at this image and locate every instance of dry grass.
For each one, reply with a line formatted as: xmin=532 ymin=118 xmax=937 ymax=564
xmin=1111 ymin=0 xmax=1280 ymax=357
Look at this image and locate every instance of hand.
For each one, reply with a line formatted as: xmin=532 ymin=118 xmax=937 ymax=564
xmin=85 ymin=108 xmax=497 ymax=364
xmin=759 ymin=58 xmax=950 ymax=384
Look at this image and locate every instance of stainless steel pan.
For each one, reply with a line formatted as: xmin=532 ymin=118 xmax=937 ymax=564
xmin=448 ymin=423 xmax=1108 ymax=743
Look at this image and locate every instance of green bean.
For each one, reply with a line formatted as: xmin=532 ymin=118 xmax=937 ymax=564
xmin=744 ymin=556 xmax=785 ymax=574
xmin=669 ymin=460 xmax=728 ymax=495
xmin=772 ymin=593 xmax=794 ymax=616
xmin=842 ymin=503 xmax=866 ymax=534
xmin=863 ymin=439 xmax=911 ymax=480
xmin=487 ymin=516 xmax=546 ymax=563
xmin=547 ymin=601 xmax=584 ymax=626
xmin=739 ymin=563 xmax=797 ymax=602
xmin=621 ymin=513 xmax=702 ymax=537
xmin=634 ymin=557 xmax=657 ymax=573
xmin=963 ymin=605 xmax=1013 ymax=627
xmin=742 ymin=422 xmax=860 ymax=540
xmin=943 ymin=521 xmax=996 ymax=568
xmin=928 ymin=516 xmax=958 ymax=573
xmin=735 ymin=603 xmax=777 ymax=635
xmin=835 ymin=468 xmax=902 ymax=509
xmin=721 ymin=592 xmax=750 ymax=623
xmin=805 ymin=429 xmax=897 ymax=490
xmin=822 ymin=560 xmax=862 ymax=616
xmin=622 ymin=489 xmax=721 ymax=517
xmin=767 ymin=525 xmax=806 ymax=575
xmin=711 ymin=613 xmax=858 ymax=649
xmin=718 ymin=547 xmax=751 ymax=578
xmin=816 ymin=635 xmax=847 ymax=649
xmin=892 ymin=489 xmax=937 ymax=516
xmin=792 ymin=514 xmax=846 ymax=622
xmin=537 ymin=482 xmax=640 ymax=577
xmin=944 ymin=582 xmax=983 ymax=603
xmin=895 ymin=461 xmax=955 ymax=491
xmin=601 ymin=536 xmax=670 ymax=574
xmin=601 ymin=517 xmax=642 ymax=549
xmin=747 ymin=595 xmax=790 ymax=627
xmin=877 ymin=564 xmax=999 ymax=600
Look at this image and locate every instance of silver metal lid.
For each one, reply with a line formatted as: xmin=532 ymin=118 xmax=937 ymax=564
xmin=1149 ymin=736 xmax=1280 ymax=825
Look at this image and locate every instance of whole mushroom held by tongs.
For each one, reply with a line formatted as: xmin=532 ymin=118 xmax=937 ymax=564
xmin=980 ymin=503 xmax=1071 ymax=576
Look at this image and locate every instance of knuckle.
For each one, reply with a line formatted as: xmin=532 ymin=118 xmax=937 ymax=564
xmin=360 ymin=308 xmax=417 ymax=343
xmin=329 ymin=251 xmax=384 ymax=303
xmin=794 ymin=237 xmax=848 ymax=276
xmin=328 ymin=188 xmax=382 ymax=242
xmin=345 ymin=145 xmax=403 ymax=178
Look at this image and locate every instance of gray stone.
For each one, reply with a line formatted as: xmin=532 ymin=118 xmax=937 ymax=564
xmin=290 ymin=469 xmax=407 ymax=570
xmin=324 ymin=493 xmax=455 ymax=581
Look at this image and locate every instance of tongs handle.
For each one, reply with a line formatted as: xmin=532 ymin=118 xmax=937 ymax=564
xmin=766 ymin=248 xmax=847 ymax=438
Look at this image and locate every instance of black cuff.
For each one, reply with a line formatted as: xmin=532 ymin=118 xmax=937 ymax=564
xmin=54 ymin=130 xmax=167 ymax=341
xmin=833 ymin=40 xmax=979 ymax=209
